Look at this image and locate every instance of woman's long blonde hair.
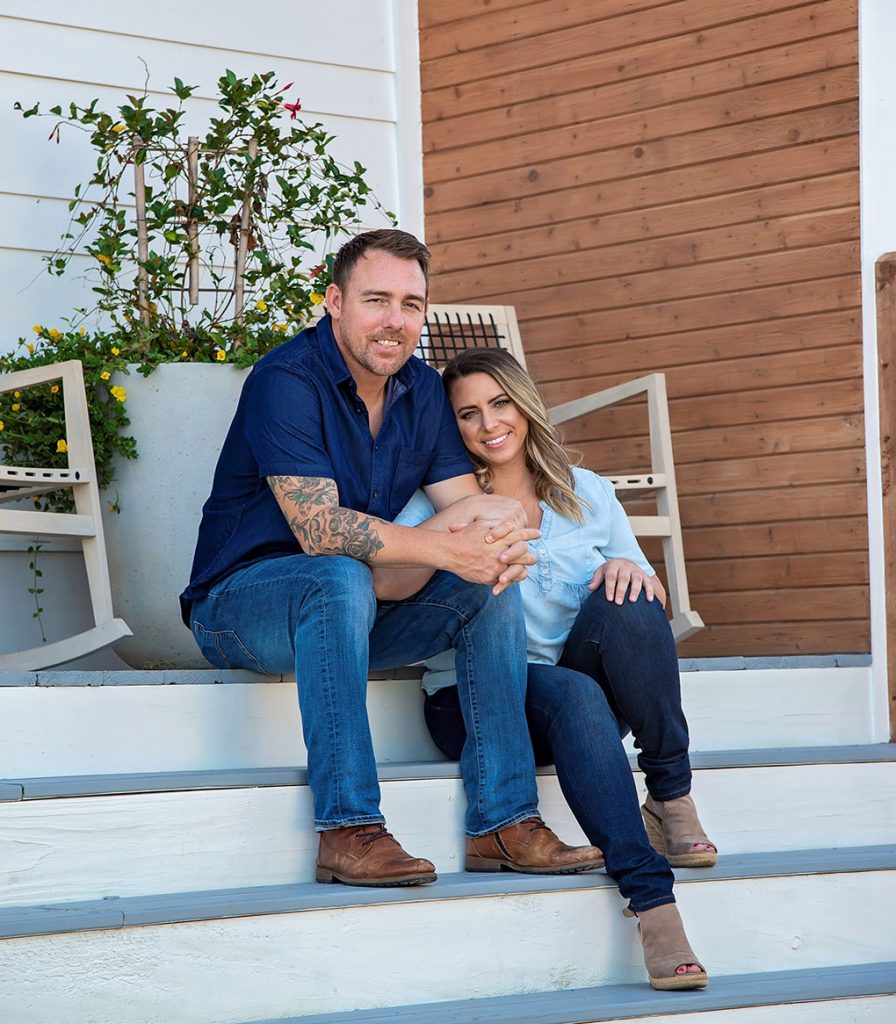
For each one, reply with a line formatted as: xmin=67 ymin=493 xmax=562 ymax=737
xmin=442 ymin=347 xmax=586 ymax=523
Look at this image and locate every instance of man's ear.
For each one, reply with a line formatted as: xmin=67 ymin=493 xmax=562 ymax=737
xmin=325 ymin=282 xmax=342 ymax=318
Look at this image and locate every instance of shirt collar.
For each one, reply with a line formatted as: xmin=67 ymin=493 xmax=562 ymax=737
xmin=316 ymin=312 xmax=420 ymax=401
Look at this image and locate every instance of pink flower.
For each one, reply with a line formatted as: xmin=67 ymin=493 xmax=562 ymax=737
xmin=275 ymin=81 xmax=295 ymax=95
xmin=283 ymin=97 xmax=302 ymax=120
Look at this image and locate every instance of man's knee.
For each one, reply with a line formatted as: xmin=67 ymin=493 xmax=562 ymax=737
xmin=300 ymin=555 xmax=376 ymax=626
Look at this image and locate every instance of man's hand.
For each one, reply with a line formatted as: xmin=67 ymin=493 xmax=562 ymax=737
xmin=446 ymin=521 xmax=539 ymax=595
xmin=589 ymin=558 xmax=667 ymax=607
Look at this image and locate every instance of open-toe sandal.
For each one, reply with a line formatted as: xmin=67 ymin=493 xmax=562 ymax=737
xmin=641 ymin=793 xmax=717 ymax=868
xmin=625 ymin=902 xmax=708 ymax=991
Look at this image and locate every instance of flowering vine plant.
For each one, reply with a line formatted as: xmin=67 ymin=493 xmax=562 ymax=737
xmin=0 ymin=69 xmax=393 ymax=510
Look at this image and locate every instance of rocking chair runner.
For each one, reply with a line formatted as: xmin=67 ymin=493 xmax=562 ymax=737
xmin=421 ymin=304 xmax=704 ymax=643
xmin=0 ymin=360 xmax=131 ymax=669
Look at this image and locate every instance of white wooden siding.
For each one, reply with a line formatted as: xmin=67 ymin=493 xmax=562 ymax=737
xmin=0 ymin=0 xmax=420 ymax=350
xmin=0 ymin=1 xmax=422 ymax=660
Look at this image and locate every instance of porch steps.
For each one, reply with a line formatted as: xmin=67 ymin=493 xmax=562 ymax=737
xmin=0 ymin=749 xmax=894 ymax=905
xmin=0 ymin=665 xmax=893 ymax=1022
xmin=255 ymin=962 xmax=896 ymax=1024
xmin=0 ymin=850 xmax=894 ymax=1021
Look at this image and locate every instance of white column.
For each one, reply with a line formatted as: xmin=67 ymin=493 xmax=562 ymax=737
xmin=858 ymin=0 xmax=895 ymax=739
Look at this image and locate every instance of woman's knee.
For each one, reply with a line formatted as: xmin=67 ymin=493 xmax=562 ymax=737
xmin=527 ymin=665 xmax=616 ymax=729
xmin=579 ymin=588 xmax=672 ymax=646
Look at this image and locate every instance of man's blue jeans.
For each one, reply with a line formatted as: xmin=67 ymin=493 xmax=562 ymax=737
xmin=189 ymin=554 xmax=539 ymax=836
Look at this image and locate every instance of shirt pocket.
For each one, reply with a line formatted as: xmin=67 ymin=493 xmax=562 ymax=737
xmin=389 ymin=447 xmax=435 ymax=516
xmin=536 ymin=531 xmax=601 ymax=591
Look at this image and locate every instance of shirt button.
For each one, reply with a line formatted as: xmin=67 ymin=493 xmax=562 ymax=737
xmin=541 ymin=567 xmax=549 ymax=575
xmin=373 ymin=491 xmax=379 ymax=498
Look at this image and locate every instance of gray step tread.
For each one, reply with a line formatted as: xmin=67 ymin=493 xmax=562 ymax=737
xmin=0 ymin=655 xmax=871 ymax=687
xmin=1 ymin=846 xmax=894 ymax=939
xmin=245 ymin=961 xmax=896 ymax=1024
xmin=3 ymin=744 xmax=894 ymax=802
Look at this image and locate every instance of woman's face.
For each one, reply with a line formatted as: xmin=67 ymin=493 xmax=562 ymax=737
xmin=448 ymin=371 xmax=529 ymax=470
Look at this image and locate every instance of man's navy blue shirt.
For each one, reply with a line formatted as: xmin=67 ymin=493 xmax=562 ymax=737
xmin=180 ymin=315 xmax=472 ymax=620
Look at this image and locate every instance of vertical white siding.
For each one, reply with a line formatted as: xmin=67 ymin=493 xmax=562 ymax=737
xmin=858 ymin=0 xmax=894 ymax=739
xmin=0 ymin=1 xmax=423 ymax=662
xmin=0 ymin=0 xmax=421 ymax=350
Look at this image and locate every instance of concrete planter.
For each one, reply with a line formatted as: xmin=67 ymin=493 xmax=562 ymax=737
xmin=101 ymin=363 xmax=250 ymax=668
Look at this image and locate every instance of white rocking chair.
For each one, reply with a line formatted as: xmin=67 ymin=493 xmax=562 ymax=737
xmin=422 ymin=304 xmax=704 ymax=643
xmin=0 ymin=360 xmax=131 ymax=669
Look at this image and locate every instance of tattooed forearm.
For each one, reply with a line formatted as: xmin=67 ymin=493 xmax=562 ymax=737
xmin=268 ymin=476 xmax=337 ymax=509
xmin=306 ymin=507 xmax=386 ymax=560
xmin=267 ymin=475 xmax=385 ymax=561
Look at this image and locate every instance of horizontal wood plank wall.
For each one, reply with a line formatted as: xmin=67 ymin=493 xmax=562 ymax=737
xmin=419 ymin=0 xmax=867 ymax=657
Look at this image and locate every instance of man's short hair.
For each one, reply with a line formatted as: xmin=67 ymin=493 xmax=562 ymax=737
xmin=332 ymin=229 xmax=431 ymax=293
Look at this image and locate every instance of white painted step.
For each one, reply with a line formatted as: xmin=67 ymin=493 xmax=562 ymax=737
xmin=254 ymin=962 xmax=896 ymax=1024
xmin=0 ymin=665 xmax=876 ymax=775
xmin=1 ymin=752 xmax=894 ymax=905
xmin=0 ymin=853 xmax=893 ymax=1024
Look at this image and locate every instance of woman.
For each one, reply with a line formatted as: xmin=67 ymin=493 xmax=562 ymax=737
xmin=384 ymin=346 xmax=714 ymax=990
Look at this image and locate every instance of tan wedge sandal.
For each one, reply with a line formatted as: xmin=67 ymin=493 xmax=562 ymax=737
xmin=625 ymin=902 xmax=708 ymax=991
xmin=641 ymin=794 xmax=718 ymax=868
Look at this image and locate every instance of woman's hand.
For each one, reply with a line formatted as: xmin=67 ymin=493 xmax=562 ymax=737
xmin=445 ymin=492 xmax=529 ymax=530
xmin=588 ymin=558 xmax=667 ymax=607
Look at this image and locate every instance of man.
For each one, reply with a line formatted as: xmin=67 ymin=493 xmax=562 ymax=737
xmin=181 ymin=229 xmax=602 ymax=886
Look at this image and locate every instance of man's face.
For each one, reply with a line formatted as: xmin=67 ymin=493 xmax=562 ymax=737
xmin=326 ymin=250 xmax=427 ymax=387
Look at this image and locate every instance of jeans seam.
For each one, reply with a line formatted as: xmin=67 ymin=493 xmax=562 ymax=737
xmin=314 ymin=814 xmax=384 ymax=832
xmin=312 ymin=574 xmax=344 ymax=824
xmin=465 ymin=809 xmax=538 ymax=839
xmin=630 ymin=894 xmax=676 ymax=914
xmin=459 ymin=621 xmax=486 ymax=828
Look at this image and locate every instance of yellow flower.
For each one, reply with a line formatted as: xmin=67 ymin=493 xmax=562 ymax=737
xmin=97 ymin=253 xmax=112 ymax=266
xmin=0 ymin=420 xmax=4 ymax=431
xmin=181 ymin=350 xmax=189 ymax=359
xmin=255 ymin=300 xmax=268 ymax=313
xmin=48 ymin=328 xmax=61 ymax=341
xmin=273 ymin=323 xmax=287 ymax=333
xmin=56 ymin=439 xmax=68 ymax=454
xmin=13 ymin=391 xmax=20 ymax=399
xmin=110 ymin=386 xmax=127 ymax=403
xmin=11 ymin=403 xmax=20 ymax=412
xmin=215 ymin=349 xmax=227 ymax=362
xmin=26 ymin=342 xmax=34 ymax=354
xmin=50 ymin=385 xmax=59 ymax=394
xmin=32 ymin=325 xmax=43 ymax=334
xmin=111 ymin=123 xmax=126 ymax=133
xmin=79 ymin=326 xmax=86 ymax=336
xmin=310 ymin=291 xmax=324 ymax=305
xmin=111 ymin=346 xmax=120 ymax=356
xmin=100 ymin=371 xmax=111 ymax=381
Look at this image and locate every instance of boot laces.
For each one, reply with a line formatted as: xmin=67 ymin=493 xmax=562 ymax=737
xmin=356 ymin=825 xmax=393 ymax=847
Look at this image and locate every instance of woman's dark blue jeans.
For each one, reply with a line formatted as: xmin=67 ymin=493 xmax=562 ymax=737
xmin=424 ymin=661 xmax=675 ymax=912
xmin=560 ymin=588 xmax=692 ymax=802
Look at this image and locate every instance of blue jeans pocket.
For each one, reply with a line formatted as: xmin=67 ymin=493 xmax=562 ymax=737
xmin=192 ymin=622 xmax=269 ymax=674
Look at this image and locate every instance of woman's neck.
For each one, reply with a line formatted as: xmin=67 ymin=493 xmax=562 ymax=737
xmin=491 ymin=460 xmax=537 ymax=502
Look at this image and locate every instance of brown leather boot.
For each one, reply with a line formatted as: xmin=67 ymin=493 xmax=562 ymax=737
xmin=316 ymin=824 xmax=437 ymax=887
xmin=466 ymin=817 xmax=604 ymax=874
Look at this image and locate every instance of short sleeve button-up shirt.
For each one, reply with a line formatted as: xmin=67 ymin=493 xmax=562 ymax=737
xmin=180 ymin=314 xmax=472 ymax=617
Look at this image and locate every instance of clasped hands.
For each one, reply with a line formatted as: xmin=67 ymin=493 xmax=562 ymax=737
xmin=445 ymin=494 xmax=538 ymax=596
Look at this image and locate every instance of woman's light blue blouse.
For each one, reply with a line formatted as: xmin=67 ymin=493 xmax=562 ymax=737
xmin=395 ymin=468 xmax=654 ymax=691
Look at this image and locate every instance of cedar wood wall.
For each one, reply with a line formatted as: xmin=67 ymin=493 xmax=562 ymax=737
xmin=418 ymin=0 xmax=867 ymax=658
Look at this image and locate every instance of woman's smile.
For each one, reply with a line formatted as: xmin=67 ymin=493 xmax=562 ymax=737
xmin=449 ymin=371 xmax=530 ymax=468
